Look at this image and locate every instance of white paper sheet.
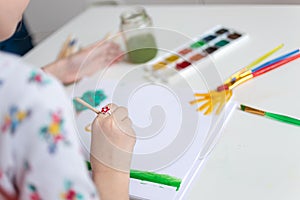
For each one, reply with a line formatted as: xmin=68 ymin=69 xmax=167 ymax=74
xmin=70 ymin=71 xmax=235 ymax=200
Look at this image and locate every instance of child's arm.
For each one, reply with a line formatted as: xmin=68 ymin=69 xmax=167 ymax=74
xmin=92 ymin=168 xmax=130 ymax=200
xmin=91 ymin=104 xmax=136 ymax=200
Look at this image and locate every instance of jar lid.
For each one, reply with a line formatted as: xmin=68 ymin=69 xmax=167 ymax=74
xmin=120 ymin=6 xmax=148 ymax=24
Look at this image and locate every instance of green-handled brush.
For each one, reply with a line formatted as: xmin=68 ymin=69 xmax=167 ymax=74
xmin=240 ymin=104 xmax=300 ymax=126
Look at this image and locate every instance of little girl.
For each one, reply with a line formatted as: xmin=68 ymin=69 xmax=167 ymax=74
xmin=0 ymin=0 xmax=135 ymax=199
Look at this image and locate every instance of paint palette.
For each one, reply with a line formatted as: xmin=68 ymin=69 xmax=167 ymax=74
xmin=144 ymin=25 xmax=248 ymax=82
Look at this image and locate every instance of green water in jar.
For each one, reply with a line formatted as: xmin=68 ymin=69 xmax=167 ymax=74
xmin=126 ymin=33 xmax=158 ymax=64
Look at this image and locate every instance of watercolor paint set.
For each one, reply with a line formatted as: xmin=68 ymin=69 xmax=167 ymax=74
xmin=144 ymin=25 xmax=248 ymax=82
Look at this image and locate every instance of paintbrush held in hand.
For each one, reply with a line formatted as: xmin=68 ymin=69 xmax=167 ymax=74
xmin=57 ymin=35 xmax=80 ymax=59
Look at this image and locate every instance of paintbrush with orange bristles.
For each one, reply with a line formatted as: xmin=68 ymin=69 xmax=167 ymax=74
xmin=190 ymin=45 xmax=300 ymax=115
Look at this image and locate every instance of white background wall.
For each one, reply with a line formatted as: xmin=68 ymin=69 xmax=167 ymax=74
xmin=24 ymin=0 xmax=86 ymax=44
xmin=24 ymin=0 xmax=300 ymax=44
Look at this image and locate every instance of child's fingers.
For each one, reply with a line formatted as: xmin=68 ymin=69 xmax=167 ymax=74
xmin=94 ymin=104 xmax=117 ymax=122
xmin=94 ymin=104 xmax=134 ymax=136
xmin=111 ymin=107 xmax=130 ymax=131
xmin=106 ymin=103 xmax=118 ymax=114
xmin=92 ymin=104 xmax=118 ymax=135
xmin=122 ymin=117 xmax=132 ymax=127
xmin=108 ymin=106 xmax=135 ymax=136
xmin=118 ymin=117 xmax=135 ymax=138
xmin=112 ymin=106 xmax=128 ymax=120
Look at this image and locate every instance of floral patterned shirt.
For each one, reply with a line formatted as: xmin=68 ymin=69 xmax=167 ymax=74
xmin=0 ymin=52 xmax=99 ymax=200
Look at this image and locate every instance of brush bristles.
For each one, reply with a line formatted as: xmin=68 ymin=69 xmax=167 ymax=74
xmin=240 ymin=104 xmax=246 ymax=111
xmin=240 ymin=104 xmax=265 ymax=116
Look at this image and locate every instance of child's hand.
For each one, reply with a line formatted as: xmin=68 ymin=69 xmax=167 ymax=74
xmin=90 ymin=104 xmax=135 ymax=200
xmin=68 ymin=41 xmax=124 ymax=78
xmin=43 ymin=40 xmax=124 ymax=85
xmin=90 ymin=104 xmax=136 ymax=174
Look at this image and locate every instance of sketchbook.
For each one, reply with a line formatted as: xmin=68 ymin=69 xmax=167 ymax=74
xmin=70 ymin=71 xmax=236 ymax=200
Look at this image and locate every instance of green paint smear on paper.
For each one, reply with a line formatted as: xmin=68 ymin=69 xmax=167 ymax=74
xmin=86 ymin=161 xmax=182 ymax=191
xmin=73 ymin=90 xmax=107 ymax=112
xmin=130 ymin=169 xmax=182 ymax=191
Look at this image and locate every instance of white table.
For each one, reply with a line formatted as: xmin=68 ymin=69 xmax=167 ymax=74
xmin=24 ymin=5 xmax=300 ymax=200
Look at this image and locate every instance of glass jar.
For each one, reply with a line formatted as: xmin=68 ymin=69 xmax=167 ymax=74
xmin=120 ymin=7 xmax=158 ymax=64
